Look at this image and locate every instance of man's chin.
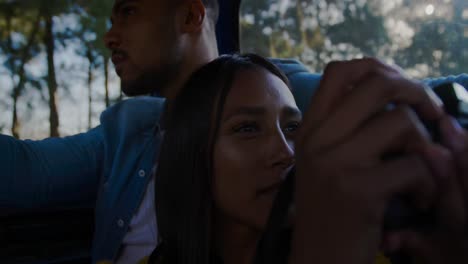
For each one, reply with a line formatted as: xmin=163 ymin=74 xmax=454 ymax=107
xmin=120 ymin=72 xmax=167 ymax=97
xmin=119 ymin=63 xmax=180 ymax=97
xmin=121 ymin=79 xmax=154 ymax=96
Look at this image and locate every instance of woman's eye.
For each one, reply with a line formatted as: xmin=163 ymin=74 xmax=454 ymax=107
xmin=283 ymin=121 xmax=300 ymax=133
xmin=233 ymin=122 xmax=259 ymax=134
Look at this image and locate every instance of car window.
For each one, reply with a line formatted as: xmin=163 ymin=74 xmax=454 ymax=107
xmin=0 ymin=0 xmax=466 ymax=139
xmin=0 ymin=0 xmax=116 ymax=139
xmin=240 ymin=0 xmax=468 ymax=78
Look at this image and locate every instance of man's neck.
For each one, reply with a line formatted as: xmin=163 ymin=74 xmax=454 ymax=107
xmin=159 ymin=57 xmax=212 ymax=100
xmin=162 ymin=29 xmax=219 ymax=100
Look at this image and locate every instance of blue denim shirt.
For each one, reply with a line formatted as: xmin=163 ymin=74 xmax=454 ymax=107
xmin=0 ymin=96 xmax=166 ymax=262
xmin=0 ymin=59 xmax=466 ymax=263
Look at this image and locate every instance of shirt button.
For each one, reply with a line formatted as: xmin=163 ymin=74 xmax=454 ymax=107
xmin=117 ymin=219 xmax=125 ymax=228
xmin=138 ymin=169 xmax=146 ymax=178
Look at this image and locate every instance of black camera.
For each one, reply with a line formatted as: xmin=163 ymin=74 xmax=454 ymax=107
xmin=255 ymin=82 xmax=468 ymax=264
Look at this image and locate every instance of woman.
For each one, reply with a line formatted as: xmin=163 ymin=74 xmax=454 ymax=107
xmin=150 ymin=54 xmax=468 ymax=264
xmin=152 ymin=53 xmax=300 ymax=264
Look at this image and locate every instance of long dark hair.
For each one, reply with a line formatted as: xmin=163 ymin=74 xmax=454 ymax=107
xmin=152 ymin=54 xmax=290 ymax=264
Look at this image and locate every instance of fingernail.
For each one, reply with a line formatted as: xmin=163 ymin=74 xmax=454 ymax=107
xmin=448 ymin=116 xmax=463 ymax=132
xmin=441 ymin=116 xmax=463 ymax=150
xmin=424 ymin=87 xmax=444 ymax=109
xmin=425 ymin=144 xmax=453 ymax=181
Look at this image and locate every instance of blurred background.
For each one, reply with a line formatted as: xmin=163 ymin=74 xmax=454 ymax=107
xmin=0 ymin=0 xmax=467 ymax=139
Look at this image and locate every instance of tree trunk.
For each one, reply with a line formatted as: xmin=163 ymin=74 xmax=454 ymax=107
xmin=296 ymin=0 xmax=308 ymax=50
xmin=269 ymin=35 xmax=278 ymax=58
xmin=6 ymin=7 xmax=41 ymax=138
xmin=11 ymin=92 xmax=20 ymax=138
xmin=5 ymin=12 xmax=19 ymax=138
xmin=104 ymin=56 xmax=110 ymax=107
xmin=44 ymin=12 xmax=60 ymax=137
xmin=87 ymin=49 xmax=94 ymax=130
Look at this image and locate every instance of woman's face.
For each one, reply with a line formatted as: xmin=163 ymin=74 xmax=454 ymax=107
xmin=213 ymin=67 xmax=301 ymax=231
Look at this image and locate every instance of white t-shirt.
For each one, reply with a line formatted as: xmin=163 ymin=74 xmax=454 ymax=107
xmin=116 ymin=175 xmax=158 ymax=264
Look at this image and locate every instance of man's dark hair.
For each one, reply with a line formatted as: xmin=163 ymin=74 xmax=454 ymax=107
xmin=149 ymin=54 xmax=290 ymax=264
xmin=203 ymin=0 xmax=219 ymax=24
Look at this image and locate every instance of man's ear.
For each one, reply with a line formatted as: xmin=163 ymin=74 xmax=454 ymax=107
xmin=180 ymin=0 xmax=206 ymax=33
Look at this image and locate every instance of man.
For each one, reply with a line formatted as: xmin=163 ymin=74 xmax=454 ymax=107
xmin=1 ymin=0 xmax=468 ymax=263
xmin=1 ymin=0 xmax=219 ymax=263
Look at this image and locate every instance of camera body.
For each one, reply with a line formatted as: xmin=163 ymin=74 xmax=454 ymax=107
xmin=255 ymin=82 xmax=468 ymax=264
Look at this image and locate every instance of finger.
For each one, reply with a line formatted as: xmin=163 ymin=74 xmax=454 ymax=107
xmin=378 ymin=144 xmax=456 ymax=211
xmin=300 ymin=58 xmax=398 ymax=136
xmin=418 ymin=144 xmax=454 ymax=183
xmin=436 ymin=176 xmax=466 ymax=233
xmin=423 ymin=143 xmax=466 ymax=233
xmin=303 ymin=73 xmax=443 ymax=152
xmin=335 ymin=109 xmax=434 ymax=212
xmin=439 ymin=116 xmax=468 ymax=231
xmin=332 ymin=107 xmax=429 ymax=164
xmin=369 ymin=155 xmax=437 ymax=209
xmin=335 ymin=108 xmax=448 ymax=209
xmin=440 ymin=116 xmax=468 ymax=193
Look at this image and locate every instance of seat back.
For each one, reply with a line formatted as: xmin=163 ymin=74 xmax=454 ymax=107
xmin=273 ymin=58 xmax=468 ymax=114
xmin=272 ymin=58 xmax=321 ymax=113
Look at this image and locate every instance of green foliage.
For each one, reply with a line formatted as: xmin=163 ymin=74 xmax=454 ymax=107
xmin=327 ymin=3 xmax=390 ymax=54
xmin=396 ymin=12 xmax=468 ymax=76
xmin=0 ymin=0 xmax=466 ymax=137
xmin=0 ymin=0 xmax=42 ymax=95
xmin=240 ymin=0 xmax=468 ymax=76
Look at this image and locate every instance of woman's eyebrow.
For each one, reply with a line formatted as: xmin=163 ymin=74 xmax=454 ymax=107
xmin=222 ymin=107 xmax=267 ymax=122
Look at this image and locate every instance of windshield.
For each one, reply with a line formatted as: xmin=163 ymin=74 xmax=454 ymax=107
xmin=240 ymin=0 xmax=468 ymax=78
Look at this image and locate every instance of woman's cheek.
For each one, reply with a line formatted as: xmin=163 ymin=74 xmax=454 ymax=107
xmin=212 ymin=138 xmax=262 ymax=218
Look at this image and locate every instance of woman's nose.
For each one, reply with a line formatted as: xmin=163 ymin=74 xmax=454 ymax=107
xmin=268 ymin=130 xmax=295 ymax=169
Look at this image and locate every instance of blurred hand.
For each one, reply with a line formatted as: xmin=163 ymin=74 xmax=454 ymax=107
xmin=383 ymin=115 xmax=468 ymax=263
xmin=289 ymin=58 xmax=453 ymax=264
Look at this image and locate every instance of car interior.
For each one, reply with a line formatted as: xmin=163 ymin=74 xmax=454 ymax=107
xmin=1 ymin=0 xmax=467 ymax=263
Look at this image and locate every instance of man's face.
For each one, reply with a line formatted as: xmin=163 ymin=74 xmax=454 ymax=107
xmin=105 ymin=0 xmax=183 ymax=96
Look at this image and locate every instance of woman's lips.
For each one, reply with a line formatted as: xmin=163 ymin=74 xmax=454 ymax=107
xmin=257 ymin=167 xmax=294 ymax=196
xmin=257 ymin=182 xmax=282 ymax=196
